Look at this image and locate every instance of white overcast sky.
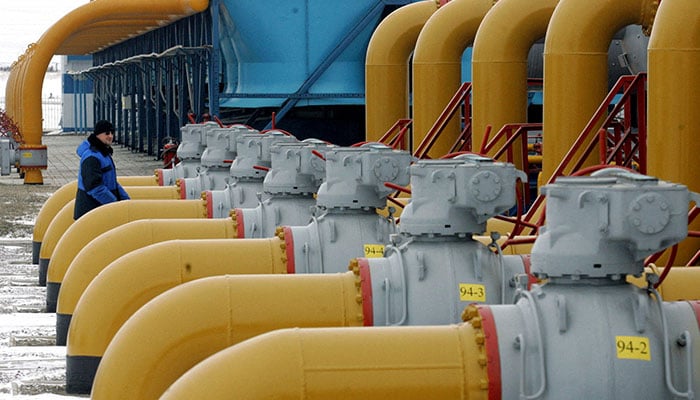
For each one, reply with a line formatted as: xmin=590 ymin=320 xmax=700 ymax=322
xmin=0 ymin=0 xmax=89 ymax=65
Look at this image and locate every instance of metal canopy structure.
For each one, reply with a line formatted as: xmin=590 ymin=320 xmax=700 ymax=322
xmin=4 ymin=0 xmax=210 ymax=183
xmin=76 ymin=11 xmax=214 ymax=156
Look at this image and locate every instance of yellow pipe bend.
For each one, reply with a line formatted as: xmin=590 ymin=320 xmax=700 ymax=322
xmin=39 ymin=200 xmax=75 ymax=262
xmin=57 ymin=218 xmax=239 ymax=320
xmin=34 ymin=176 xmax=159 ymax=258
xmin=90 ymin=272 xmax=362 ymax=400
xmin=39 ymin=186 xmax=187 ymax=268
xmin=46 ymin=200 xmax=207 ymax=287
xmin=412 ymin=0 xmax=494 ymax=157
xmin=472 ymin=0 xmax=558 ymax=161
xmin=67 ymin=238 xmax=288 ymax=356
xmin=33 ymin=181 xmax=78 ymax=249
xmin=17 ymin=0 xmax=209 ymax=183
xmin=365 ymin=0 xmax=438 ymax=142
xmin=647 ymin=0 xmax=700 ymax=261
xmin=161 ymin=324 xmax=487 ymax=400
xmin=541 ymin=0 xmax=657 ymax=182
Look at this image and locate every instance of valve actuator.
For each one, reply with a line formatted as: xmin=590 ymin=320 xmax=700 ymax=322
xmin=203 ymin=131 xmax=298 ymax=217
xmin=533 ymin=171 xmax=693 ymax=279
xmin=467 ymin=172 xmax=700 ymax=400
xmin=400 ymin=155 xmax=527 ymax=236
xmin=156 ymin=122 xmax=219 ymax=186
xmin=279 ymin=144 xmax=412 ymax=274
xmin=355 ymin=157 xmax=529 ymax=326
xmin=315 ymin=144 xmax=413 ymax=210
xmin=178 ymin=125 xmax=257 ymax=199
xmin=233 ymin=140 xmax=334 ymax=238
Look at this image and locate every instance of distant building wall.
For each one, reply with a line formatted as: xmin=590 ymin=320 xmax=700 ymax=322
xmin=62 ymin=55 xmax=94 ymax=133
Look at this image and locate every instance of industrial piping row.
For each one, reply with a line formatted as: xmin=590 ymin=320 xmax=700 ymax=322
xmin=84 ymin=169 xmax=700 ymax=399
xmin=30 ymin=0 xmax=700 ymax=269
xmin=157 ymin=172 xmax=700 ymax=399
xmin=21 ymin=0 xmax=700 ymax=396
xmin=66 ymin=153 xmax=529 ymax=397
xmin=55 ymin=138 xmax=336 ymax=346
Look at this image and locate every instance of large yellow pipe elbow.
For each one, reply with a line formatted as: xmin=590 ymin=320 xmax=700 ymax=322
xmin=66 ymin=238 xmax=288 ymax=384
xmin=56 ymin=218 xmax=239 ymax=325
xmin=32 ymin=181 xmax=78 ymax=259
xmin=38 ymin=200 xmax=76 ymax=285
xmin=161 ymin=324 xmax=488 ymax=400
xmin=412 ymin=0 xmax=493 ymax=157
xmin=17 ymin=0 xmax=209 ymax=183
xmin=365 ymin=1 xmax=438 ymax=142
xmin=90 ymin=272 xmax=363 ymax=399
xmin=541 ymin=0 xmax=656 ymax=182
xmin=38 ymin=187 xmax=190 ymax=286
xmin=472 ymin=0 xmax=559 ymax=162
xmin=647 ymin=0 xmax=700 ymax=261
xmin=46 ymin=199 xmax=206 ymax=288
xmin=34 ymin=176 xmax=159 ymax=260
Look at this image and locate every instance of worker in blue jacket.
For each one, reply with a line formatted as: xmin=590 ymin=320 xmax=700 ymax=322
xmin=73 ymin=120 xmax=130 ymax=219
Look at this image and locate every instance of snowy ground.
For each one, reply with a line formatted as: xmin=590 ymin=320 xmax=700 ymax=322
xmin=0 ymin=178 xmax=86 ymax=399
xmin=0 ymin=133 xmax=163 ymax=399
xmin=0 ymin=239 xmax=85 ymax=399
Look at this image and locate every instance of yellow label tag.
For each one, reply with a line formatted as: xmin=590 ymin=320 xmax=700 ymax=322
xmin=615 ymin=336 xmax=651 ymax=361
xmin=363 ymin=244 xmax=384 ymax=258
xmin=22 ymin=152 xmax=33 ymax=158
xmin=459 ymin=283 xmax=486 ymax=302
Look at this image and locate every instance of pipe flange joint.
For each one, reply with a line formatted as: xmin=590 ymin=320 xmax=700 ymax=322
xmin=462 ymin=305 xmax=490 ymax=390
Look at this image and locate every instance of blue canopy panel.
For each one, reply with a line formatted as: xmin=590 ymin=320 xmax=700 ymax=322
xmin=218 ymin=0 xmax=412 ymax=108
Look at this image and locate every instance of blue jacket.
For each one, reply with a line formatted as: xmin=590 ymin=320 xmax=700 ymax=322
xmin=74 ymin=137 xmax=130 ymax=219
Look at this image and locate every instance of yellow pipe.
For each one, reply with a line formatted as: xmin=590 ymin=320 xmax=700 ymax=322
xmin=628 ymin=267 xmax=700 ymax=301
xmin=64 ymin=238 xmax=288 ymax=369
xmin=471 ymin=0 xmax=558 ymax=165
xmin=5 ymin=56 xmax=19 ymax=127
xmin=16 ymin=0 xmax=209 ymax=183
xmin=33 ymin=176 xmax=161 ymax=259
xmin=38 ymin=200 xmax=76 ymax=285
xmin=32 ymin=181 xmax=78 ymax=262
xmin=56 ymin=219 xmax=239 ymax=322
xmin=46 ymin=199 xmax=207 ymax=288
xmin=541 ymin=0 xmax=656 ymax=182
xmin=647 ymin=0 xmax=700 ymax=262
xmin=5 ymin=54 xmax=23 ymax=126
xmin=117 ymin=175 xmax=159 ymax=186
xmin=365 ymin=1 xmax=438 ymax=143
xmin=412 ymin=0 xmax=493 ymax=157
xmin=38 ymin=186 xmax=184 ymax=274
xmin=160 ymin=324 xmax=487 ymax=399
xmin=90 ymin=273 xmax=364 ymax=400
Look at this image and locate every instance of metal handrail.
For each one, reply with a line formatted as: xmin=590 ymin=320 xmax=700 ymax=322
xmin=413 ymin=82 xmax=472 ymax=159
xmin=518 ymin=74 xmax=648 ymax=234
xmin=377 ymin=119 xmax=412 ymax=150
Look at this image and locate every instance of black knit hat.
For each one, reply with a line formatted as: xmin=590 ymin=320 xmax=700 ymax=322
xmin=94 ymin=120 xmax=114 ymax=135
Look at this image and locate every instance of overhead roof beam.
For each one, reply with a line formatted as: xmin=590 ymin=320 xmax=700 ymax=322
xmin=6 ymin=0 xmax=209 ymax=183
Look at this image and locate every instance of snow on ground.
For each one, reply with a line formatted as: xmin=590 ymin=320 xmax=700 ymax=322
xmin=0 ymin=238 xmax=85 ymax=398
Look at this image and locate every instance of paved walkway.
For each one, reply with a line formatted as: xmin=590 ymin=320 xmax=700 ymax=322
xmin=1 ymin=134 xmax=164 ymax=187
